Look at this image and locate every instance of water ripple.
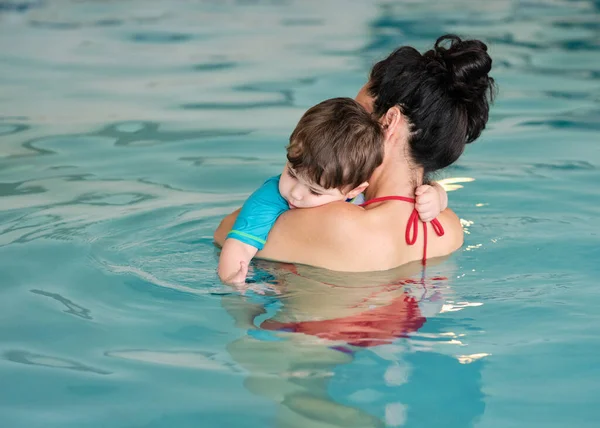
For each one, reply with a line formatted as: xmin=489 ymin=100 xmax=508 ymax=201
xmin=192 ymin=61 xmax=237 ymax=72
xmin=2 ymin=350 xmax=110 ymax=375
xmin=530 ymin=161 xmax=595 ymax=171
xmin=129 ymin=31 xmax=194 ymax=43
xmin=0 ymin=123 xmax=29 ymax=135
xmin=0 ymin=0 xmax=42 ymax=13
xmin=30 ymin=289 xmax=93 ymax=320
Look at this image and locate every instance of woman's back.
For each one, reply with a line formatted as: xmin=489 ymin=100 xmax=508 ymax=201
xmin=217 ymin=198 xmax=464 ymax=272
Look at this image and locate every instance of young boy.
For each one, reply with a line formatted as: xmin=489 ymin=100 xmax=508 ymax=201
xmin=218 ymin=97 xmax=447 ymax=284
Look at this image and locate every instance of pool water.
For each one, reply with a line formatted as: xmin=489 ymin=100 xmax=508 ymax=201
xmin=1 ymin=1 xmax=599 ymax=427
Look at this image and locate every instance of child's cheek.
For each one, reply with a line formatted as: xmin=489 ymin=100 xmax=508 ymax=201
xmin=278 ymin=178 xmax=288 ymax=195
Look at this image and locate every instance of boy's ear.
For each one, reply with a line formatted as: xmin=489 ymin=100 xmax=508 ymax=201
xmin=346 ymin=181 xmax=369 ymax=199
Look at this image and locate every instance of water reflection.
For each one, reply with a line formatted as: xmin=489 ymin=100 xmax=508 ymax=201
xmin=329 ymin=350 xmax=486 ymax=427
xmin=105 ymin=349 xmax=241 ymax=372
xmin=223 ymin=260 xmax=486 ymax=427
xmin=30 ymin=289 xmax=93 ymax=320
xmin=0 ymin=0 xmax=596 ymax=426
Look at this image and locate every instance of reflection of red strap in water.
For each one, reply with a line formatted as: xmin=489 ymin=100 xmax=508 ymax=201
xmin=266 ymin=264 xmax=449 ymax=347
xmin=261 ymin=293 xmax=425 ymax=348
xmin=360 ymin=196 xmax=445 ymax=266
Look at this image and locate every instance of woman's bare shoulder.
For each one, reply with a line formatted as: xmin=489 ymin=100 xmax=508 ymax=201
xmin=257 ymin=201 xmax=372 ymax=269
xmin=217 ymin=201 xmax=464 ymax=271
xmin=435 ymin=208 xmax=464 ymax=255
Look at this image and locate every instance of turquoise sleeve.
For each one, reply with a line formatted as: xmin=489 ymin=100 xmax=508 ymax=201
xmin=226 ymin=175 xmax=289 ymax=250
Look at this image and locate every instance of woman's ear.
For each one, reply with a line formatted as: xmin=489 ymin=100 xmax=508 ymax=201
xmin=346 ymin=182 xmax=369 ymax=199
xmin=382 ymin=106 xmax=404 ymax=139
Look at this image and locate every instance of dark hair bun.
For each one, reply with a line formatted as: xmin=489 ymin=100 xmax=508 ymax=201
xmin=367 ymin=34 xmax=496 ymax=173
xmin=424 ymin=34 xmax=495 ymax=144
xmin=425 ymin=34 xmax=494 ymax=105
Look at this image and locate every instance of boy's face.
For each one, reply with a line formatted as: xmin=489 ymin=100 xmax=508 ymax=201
xmin=279 ymin=164 xmax=351 ymax=209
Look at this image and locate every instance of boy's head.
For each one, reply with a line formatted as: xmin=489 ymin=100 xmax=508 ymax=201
xmin=279 ymin=97 xmax=384 ymax=209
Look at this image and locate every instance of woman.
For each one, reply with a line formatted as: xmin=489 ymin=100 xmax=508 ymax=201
xmin=219 ymin=34 xmax=495 ymax=426
xmin=214 ymin=34 xmax=495 ymax=271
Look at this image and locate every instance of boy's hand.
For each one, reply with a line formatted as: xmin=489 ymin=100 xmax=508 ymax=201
xmin=218 ymin=238 xmax=256 ymax=287
xmin=222 ymin=261 xmax=249 ymax=286
xmin=415 ymin=182 xmax=448 ymax=222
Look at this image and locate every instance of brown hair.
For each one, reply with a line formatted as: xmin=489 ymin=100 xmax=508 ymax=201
xmin=286 ymin=97 xmax=384 ymax=190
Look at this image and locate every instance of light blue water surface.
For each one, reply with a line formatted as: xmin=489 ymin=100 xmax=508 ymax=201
xmin=1 ymin=1 xmax=599 ymax=427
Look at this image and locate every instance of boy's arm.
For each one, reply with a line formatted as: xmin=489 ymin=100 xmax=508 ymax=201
xmin=216 ymin=175 xmax=288 ymax=283
xmin=218 ymin=239 xmax=257 ymax=284
xmin=415 ymin=181 xmax=448 ymax=222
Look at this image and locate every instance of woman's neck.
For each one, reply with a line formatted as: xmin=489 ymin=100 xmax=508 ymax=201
xmin=365 ymin=152 xmax=423 ymax=200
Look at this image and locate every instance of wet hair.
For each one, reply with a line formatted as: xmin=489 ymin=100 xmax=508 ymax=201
xmin=368 ymin=34 xmax=496 ymax=174
xmin=287 ymin=97 xmax=384 ymax=190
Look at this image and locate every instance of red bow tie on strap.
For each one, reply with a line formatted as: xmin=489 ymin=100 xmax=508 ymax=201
xmin=360 ymin=196 xmax=445 ymax=265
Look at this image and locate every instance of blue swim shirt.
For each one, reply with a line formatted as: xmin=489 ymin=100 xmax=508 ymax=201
xmin=226 ymin=175 xmax=289 ymax=250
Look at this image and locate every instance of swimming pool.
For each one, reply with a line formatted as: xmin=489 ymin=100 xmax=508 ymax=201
xmin=1 ymin=0 xmax=599 ymax=426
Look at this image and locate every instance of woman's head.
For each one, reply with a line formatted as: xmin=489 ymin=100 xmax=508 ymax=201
xmin=360 ymin=34 xmax=496 ymax=175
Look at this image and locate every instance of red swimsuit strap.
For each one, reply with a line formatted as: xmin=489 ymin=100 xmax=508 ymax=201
xmin=360 ymin=196 xmax=445 ymax=265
